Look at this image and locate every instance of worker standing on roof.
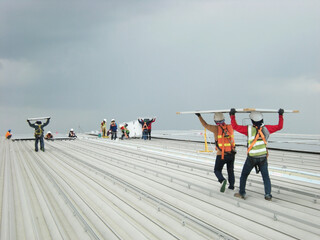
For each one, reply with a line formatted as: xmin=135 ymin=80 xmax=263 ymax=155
xmin=5 ymin=129 xmax=12 ymax=139
xmin=147 ymin=118 xmax=156 ymax=140
xmin=101 ymin=119 xmax=107 ymax=138
xmin=230 ymin=108 xmax=284 ymax=201
xmin=27 ymin=118 xmax=50 ymax=152
xmin=196 ymin=113 xmax=236 ymax=192
xmin=109 ymin=119 xmax=118 ymax=140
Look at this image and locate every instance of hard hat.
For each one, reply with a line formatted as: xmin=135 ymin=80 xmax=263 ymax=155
xmin=47 ymin=131 xmax=51 ymax=134
xmin=111 ymin=119 xmax=115 ymax=122
xmin=249 ymin=111 xmax=263 ymax=121
xmin=70 ymin=128 xmax=74 ymax=131
xmin=214 ymin=112 xmax=225 ymax=121
xmin=8 ymin=129 xmax=11 ymax=132
xmin=103 ymin=119 xmax=106 ymax=122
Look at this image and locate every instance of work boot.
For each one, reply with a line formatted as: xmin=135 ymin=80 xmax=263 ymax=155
xmin=228 ymin=186 xmax=234 ymax=190
xmin=265 ymin=194 xmax=272 ymax=201
xmin=35 ymin=149 xmax=38 ymax=152
xmin=220 ymin=179 xmax=227 ymax=193
xmin=234 ymin=192 xmax=246 ymax=199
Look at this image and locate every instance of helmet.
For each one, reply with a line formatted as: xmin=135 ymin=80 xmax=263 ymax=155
xmin=111 ymin=119 xmax=115 ymax=122
xmin=70 ymin=128 xmax=74 ymax=131
xmin=249 ymin=112 xmax=263 ymax=121
xmin=8 ymin=129 xmax=11 ymax=132
xmin=103 ymin=119 xmax=106 ymax=122
xmin=47 ymin=131 xmax=51 ymax=134
xmin=214 ymin=112 xmax=225 ymax=121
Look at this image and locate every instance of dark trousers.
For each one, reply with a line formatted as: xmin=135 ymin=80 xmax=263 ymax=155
xmin=111 ymin=131 xmax=117 ymax=140
xmin=147 ymin=129 xmax=152 ymax=140
xmin=35 ymin=136 xmax=44 ymax=151
xmin=239 ymin=156 xmax=271 ymax=197
xmin=214 ymin=154 xmax=235 ymax=188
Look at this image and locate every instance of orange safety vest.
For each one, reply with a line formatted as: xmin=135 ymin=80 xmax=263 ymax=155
xmin=5 ymin=131 xmax=12 ymax=138
xmin=217 ymin=124 xmax=235 ymax=159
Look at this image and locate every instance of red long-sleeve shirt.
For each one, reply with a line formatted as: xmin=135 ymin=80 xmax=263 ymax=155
xmin=230 ymin=115 xmax=283 ymax=136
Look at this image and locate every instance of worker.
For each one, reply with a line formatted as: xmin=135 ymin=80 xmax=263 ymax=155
xmin=27 ymin=118 xmax=50 ymax=152
xmin=69 ymin=128 xmax=77 ymax=138
xmin=45 ymin=131 xmax=53 ymax=139
xmin=109 ymin=119 xmax=118 ymax=140
xmin=142 ymin=121 xmax=149 ymax=140
xmin=5 ymin=129 xmax=12 ymax=139
xmin=230 ymin=108 xmax=284 ymax=201
xmin=196 ymin=113 xmax=236 ymax=192
xmin=120 ymin=124 xmax=130 ymax=140
xmin=147 ymin=118 xmax=156 ymax=140
xmin=101 ymin=119 xmax=107 ymax=138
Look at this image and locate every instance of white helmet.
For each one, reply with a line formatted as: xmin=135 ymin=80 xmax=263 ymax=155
xmin=214 ymin=112 xmax=225 ymax=121
xmin=249 ymin=111 xmax=263 ymax=121
xmin=47 ymin=131 xmax=51 ymax=134
xmin=103 ymin=119 xmax=106 ymax=122
xmin=111 ymin=119 xmax=115 ymax=122
xmin=70 ymin=128 xmax=74 ymax=131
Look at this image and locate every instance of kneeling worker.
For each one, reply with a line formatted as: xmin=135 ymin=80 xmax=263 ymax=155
xmin=196 ymin=112 xmax=236 ymax=192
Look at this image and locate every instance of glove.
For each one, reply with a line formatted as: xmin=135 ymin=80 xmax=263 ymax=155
xmin=229 ymin=108 xmax=236 ymax=116
xmin=195 ymin=113 xmax=201 ymax=117
xmin=278 ymin=108 xmax=284 ymax=115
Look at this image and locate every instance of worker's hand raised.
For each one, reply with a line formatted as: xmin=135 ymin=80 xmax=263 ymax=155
xmin=195 ymin=113 xmax=201 ymax=117
xmin=229 ymin=108 xmax=236 ymax=116
xmin=278 ymin=108 xmax=284 ymax=115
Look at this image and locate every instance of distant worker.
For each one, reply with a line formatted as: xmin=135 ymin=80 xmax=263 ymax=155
xmin=230 ymin=108 xmax=284 ymax=201
xmin=101 ymin=119 xmax=107 ymax=138
xmin=27 ymin=118 xmax=50 ymax=152
xmin=147 ymin=118 xmax=156 ymax=140
xmin=120 ymin=124 xmax=130 ymax=140
xmin=138 ymin=118 xmax=156 ymax=140
xmin=69 ymin=128 xmax=77 ymax=138
xmin=142 ymin=121 xmax=149 ymax=140
xmin=5 ymin=129 xmax=12 ymax=139
xmin=196 ymin=113 xmax=236 ymax=192
xmin=109 ymin=119 xmax=118 ymax=140
xmin=45 ymin=131 xmax=53 ymax=139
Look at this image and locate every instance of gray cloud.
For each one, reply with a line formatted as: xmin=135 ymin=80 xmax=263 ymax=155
xmin=1 ymin=0 xmax=319 ymax=135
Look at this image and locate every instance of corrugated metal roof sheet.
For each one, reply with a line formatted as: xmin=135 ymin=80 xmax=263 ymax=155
xmin=1 ymin=135 xmax=319 ymax=239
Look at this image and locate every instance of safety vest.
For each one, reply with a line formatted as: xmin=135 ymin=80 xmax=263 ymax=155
xmin=34 ymin=124 xmax=43 ymax=137
xmin=217 ymin=124 xmax=235 ymax=159
xmin=247 ymin=126 xmax=268 ymax=157
xmin=142 ymin=123 xmax=148 ymax=130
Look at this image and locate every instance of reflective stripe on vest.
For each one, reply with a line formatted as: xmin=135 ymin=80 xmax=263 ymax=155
xmin=247 ymin=126 xmax=267 ymax=157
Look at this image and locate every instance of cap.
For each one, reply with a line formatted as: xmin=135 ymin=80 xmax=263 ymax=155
xmin=249 ymin=111 xmax=263 ymax=121
xmin=214 ymin=112 xmax=225 ymax=121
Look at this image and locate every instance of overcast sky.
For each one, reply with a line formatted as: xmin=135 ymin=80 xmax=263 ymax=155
xmin=1 ymin=0 xmax=319 ymax=135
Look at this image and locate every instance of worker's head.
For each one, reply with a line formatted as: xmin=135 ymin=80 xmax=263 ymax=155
xmin=250 ymin=111 xmax=264 ymax=127
xmin=214 ymin=113 xmax=225 ymax=125
xmin=103 ymin=119 xmax=106 ymax=122
xmin=36 ymin=121 xmax=42 ymax=124
xmin=111 ymin=119 xmax=115 ymax=123
xmin=47 ymin=131 xmax=51 ymax=134
xmin=8 ymin=129 xmax=11 ymax=132
xmin=70 ymin=128 xmax=74 ymax=132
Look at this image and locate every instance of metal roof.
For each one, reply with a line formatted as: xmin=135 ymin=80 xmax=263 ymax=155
xmin=1 ymin=135 xmax=319 ymax=239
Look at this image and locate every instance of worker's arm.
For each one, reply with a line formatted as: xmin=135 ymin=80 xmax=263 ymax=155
xmin=43 ymin=118 xmax=50 ymax=127
xmin=196 ymin=114 xmax=216 ymax=133
xmin=27 ymin=120 xmax=35 ymax=128
xmin=265 ymin=114 xmax=283 ymax=134
xmin=230 ymin=113 xmax=248 ymax=136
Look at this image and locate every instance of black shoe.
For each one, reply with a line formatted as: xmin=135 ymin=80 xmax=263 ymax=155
xmin=265 ymin=195 xmax=272 ymax=201
xmin=35 ymin=149 xmax=38 ymax=152
xmin=228 ymin=186 xmax=235 ymax=190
